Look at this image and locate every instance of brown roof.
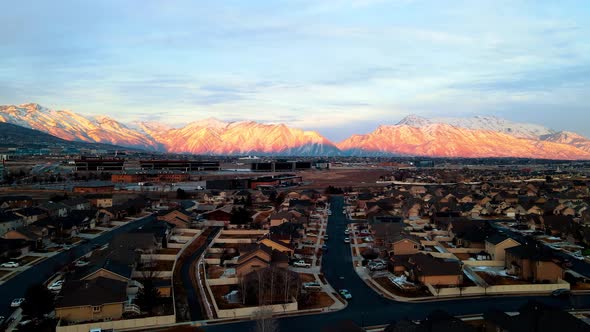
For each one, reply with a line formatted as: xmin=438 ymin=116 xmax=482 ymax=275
xmin=396 ymin=253 xmax=462 ymax=276
xmin=56 ymin=277 xmax=127 ymax=308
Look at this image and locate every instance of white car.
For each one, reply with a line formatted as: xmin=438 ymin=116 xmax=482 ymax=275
xmin=48 ymin=280 xmax=65 ymax=291
xmin=363 ymin=236 xmax=374 ymax=242
xmin=344 ymin=237 xmax=350 ymax=243
xmin=306 ymin=233 xmax=318 ymax=237
xmin=368 ymin=262 xmax=386 ymax=271
xmin=339 ymin=289 xmax=352 ymax=300
xmin=293 ymin=260 xmax=311 ymax=268
xmin=344 ymin=230 xmax=350 ymax=235
xmin=11 ymin=298 xmax=25 ymax=307
xmin=1 ymin=261 xmax=19 ymax=268
xmin=75 ymin=260 xmax=89 ymax=267
xmin=302 ymin=282 xmax=322 ymax=291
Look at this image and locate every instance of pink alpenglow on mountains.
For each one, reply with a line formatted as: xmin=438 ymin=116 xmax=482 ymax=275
xmin=1 ymin=103 xmax=590 ymax=159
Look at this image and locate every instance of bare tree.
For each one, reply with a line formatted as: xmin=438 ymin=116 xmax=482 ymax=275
xmin=238 ymin=274 xmax=247 ymax=305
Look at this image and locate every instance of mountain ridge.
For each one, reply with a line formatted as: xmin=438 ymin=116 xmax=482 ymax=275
xmin=1 ymin=103 xmax=589 ymax=159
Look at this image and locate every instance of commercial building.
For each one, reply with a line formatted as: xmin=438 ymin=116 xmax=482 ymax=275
xmin=250 ymin=161 xmax=312 ymax=172
xmin=74 ymin=157 xmax=125 ymax=172
xmin=111 ymin=172 xmax=190 ymax=183
xmin=139 ymin=160 xmax=220 ymax=172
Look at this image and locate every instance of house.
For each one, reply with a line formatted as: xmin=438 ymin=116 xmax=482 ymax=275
xmin=39 ymin=201 xmax=69 ymax=218
xmin=14 ymin=207 xmax=48 ymax=225
xmin=0 ymin=211 xmax=24 ymax=236
xmin=505 ymin=244 xmax=564 ymax=282
xmin=62 ymin=197 xmax=92 ymax=211
xmin=0 ymin=238 xmax=30 ymax=258
xmin=390 ymin=233 xmax=421 ymax=256
xmin=485 ymin=234 xmax=520 ymax=261
xmin=257 ymin=235 xmax=295 ymax=257
xmin=0 ymin=195 xmax=33 ymax=209
xmin=269 ymin=211 xmax=295 ymax=227
xmin=55 ymin=277 xmax=127 ymax=323
xmin=235 ymin=244 xmax=289 ymax=277
xmin=203 ymin=207 xmax=233 ymax=225
xmin=86 ymin=194 xmax=113 ymax=208
xmin=393 ymin=253 xmax=463 ymax=286
xmin=157 ymin=209 xmax=192 ymax=228
xmin=483 ymin=301 xmax=588 ymax=332
xmin=3 ymin=226 xmax=49 ymax=249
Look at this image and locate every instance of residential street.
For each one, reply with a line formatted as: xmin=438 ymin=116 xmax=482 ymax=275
xmin=203 ymin=196 xmax=590 ymax=331
xmin=0 ymin=215 xmax=155 ymax=317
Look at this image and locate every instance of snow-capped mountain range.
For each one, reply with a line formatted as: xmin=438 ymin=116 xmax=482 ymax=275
xmin=1 ymin=103 xmax=589 ymax=159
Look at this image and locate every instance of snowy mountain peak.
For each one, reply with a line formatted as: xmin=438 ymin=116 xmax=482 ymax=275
xmin=396 ymin=114 xmax=432 ymax=127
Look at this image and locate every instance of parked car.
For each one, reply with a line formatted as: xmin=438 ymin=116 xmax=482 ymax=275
xmin=339 ymin=289 xmax=352 ymax=300
xmin=11 ymin=298 xmax=25 ymax=307
xmin=1 ymin=261 xmax=19 ymax=268
xmin=303 ymin=282 xmax=322 ymax=291
xmin=75 ymin=260 xmax=89 ymax=267
xmin=344 ymin=229 xmax=350 ymax=235
xmin=48 ymin=280 xmax=65 ymax=291
xmin=344 ymin=237 xmax=350 ymax=243
xmin=363 ymin=236 xmax=374 ymax=242
xmin=551 ymin=288 xmax=571 ymax=297
xmin=368 ymin=262 xmax=386 ymax=271
xmin=323 ymin=235 xmax=329 ymax=241
xmin=306 ymin=233 xmax=318 ymax=237
xmin=293 ymin=260 xmax=311 ymax=268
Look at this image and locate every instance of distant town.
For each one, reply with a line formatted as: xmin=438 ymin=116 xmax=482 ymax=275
xmin=1 ymin=150 xmax=590 ymax=331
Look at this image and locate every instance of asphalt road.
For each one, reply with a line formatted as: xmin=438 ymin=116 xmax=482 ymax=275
xmin=0 ymin=215 xmax=155 ymax=317
xmin=181 ymin=227 xmax=221 ymax=321
xmin=204 ymin=196 xmax=590 ymax=332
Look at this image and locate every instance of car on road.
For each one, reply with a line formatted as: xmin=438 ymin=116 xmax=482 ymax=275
xmin=293 ymin=260 xmax=311 ymax=268
xmin=344 ymin=229 xmax=350 ymax=235
xmin=1 ymin=261 xmax=19 ymax=268
xmin=344 ymin=237 xmax=350 ymax=243
xmin=339 ymin=289 xmax=352 ymax=300
xmin=551 ymin=288 xmax=571 ymax=297
xmin=48 ymin=280 xmax=65 ymax=291
xmin=11 ymin=298 xmax=25 ymax=307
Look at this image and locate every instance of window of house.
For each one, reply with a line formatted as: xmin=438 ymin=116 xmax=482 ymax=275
xmin=413 ymin=245 xmax=418 ymax=249
xmin=92 ymin=305 xmax=102 ymax=313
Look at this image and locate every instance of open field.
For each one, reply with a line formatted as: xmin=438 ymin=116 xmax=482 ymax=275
xmin=298 ymin=169 xmax=391 ymax=190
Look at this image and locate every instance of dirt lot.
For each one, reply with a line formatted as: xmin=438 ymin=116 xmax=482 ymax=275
xmin=300 ymin=273 xmax=316 ymax=283
xmin=298 ymin=169 xmax=391 ymax=190
xmin=299 ymin=292 xmax=335 ymax=310
xmin=207 ymin=266 xmax=225 ymax=279
xmin=210 ymin=285 xmax=245 ymax=310
xmin=476 ymin=271 xmax=529 ymax=285
xmin=156 ymin=248 xmax=181 ymax=255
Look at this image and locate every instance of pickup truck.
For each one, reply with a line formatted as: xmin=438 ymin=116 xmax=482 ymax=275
xmin=293 ymin=260 xmax=311 ymax=268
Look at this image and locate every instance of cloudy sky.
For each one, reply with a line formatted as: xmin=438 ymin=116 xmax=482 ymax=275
xmin=1 ymin=0 xmax=589 ymax=141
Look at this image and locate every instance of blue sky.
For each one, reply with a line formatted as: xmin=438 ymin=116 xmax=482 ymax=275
xmin=1 ymin=0 xmax=589 ymax=141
